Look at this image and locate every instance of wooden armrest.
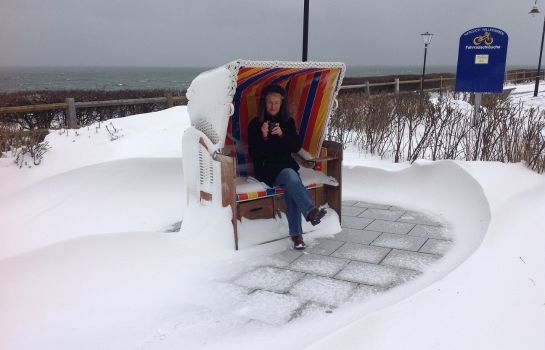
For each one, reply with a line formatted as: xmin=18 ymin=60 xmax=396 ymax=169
xmin=308 ymin=156 xmax=339 ymax=162
xmin=293 ymin=153 xmax=340 ymax=169
xmin=292 ymin=152 xmax=316 ymax=168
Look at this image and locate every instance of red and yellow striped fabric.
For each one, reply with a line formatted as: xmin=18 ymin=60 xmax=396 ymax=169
xmin=236 ymin=183 xmax=320 ymax=202
xmin=225 ymin=65 xmax=343 ymax=177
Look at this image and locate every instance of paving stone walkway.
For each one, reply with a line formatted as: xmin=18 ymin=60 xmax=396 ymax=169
xmin=227 ymin=200 xmax=452 ymax=326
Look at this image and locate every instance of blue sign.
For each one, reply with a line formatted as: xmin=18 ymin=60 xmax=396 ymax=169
xmin=455 ymin=27 xmax=508 ymax=93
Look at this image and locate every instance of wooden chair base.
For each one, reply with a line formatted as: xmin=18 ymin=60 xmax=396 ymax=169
xmin=215 ymin=140 xmax=343 ymax=250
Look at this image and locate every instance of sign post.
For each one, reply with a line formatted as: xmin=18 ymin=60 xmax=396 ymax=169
xmin=473 ymin=93 xmax=482 ymax=125
xmin=455 ymin=27 xmax=509 ymax=125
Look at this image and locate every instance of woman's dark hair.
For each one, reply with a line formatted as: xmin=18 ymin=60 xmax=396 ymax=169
xmin=258 ymin=84 xmax=290 ymax=123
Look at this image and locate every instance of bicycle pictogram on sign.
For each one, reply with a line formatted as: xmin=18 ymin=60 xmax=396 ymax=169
xmin=473 ymin=32 xmax=494 ymax=46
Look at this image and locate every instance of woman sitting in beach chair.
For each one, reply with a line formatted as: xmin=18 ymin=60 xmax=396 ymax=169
xmin=248 ymin=84 xmax=326 ymax=250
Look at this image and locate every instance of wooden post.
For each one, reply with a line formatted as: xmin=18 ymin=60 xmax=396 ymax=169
xmin=65 ymin=98 xmax=77 ymax=129
xmin=165 ymin=92 xmax=174 ymax=108
xmin=322 ymin=140 xmax=342 ymax=223
xmin=214 ymin=153 xmax=238 ymax=250
xmin=439 ymin=76 xmax=443 ymax=97
xmin=394 ymin=78 xmax=400 ymax=94
xmin=365 ymin=81 xmax=371 ymax=96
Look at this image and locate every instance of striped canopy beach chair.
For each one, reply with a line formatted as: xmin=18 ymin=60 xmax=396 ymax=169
xmin=183 ymin=60 xmax=346 ymax=249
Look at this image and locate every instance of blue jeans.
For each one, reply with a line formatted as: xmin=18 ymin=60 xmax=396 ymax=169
xmin=274 ymin=168 xmax=314 ymax=236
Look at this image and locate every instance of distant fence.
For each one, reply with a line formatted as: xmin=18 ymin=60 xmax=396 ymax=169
xmin=0 ymin=94 xmax=187 ymax=133
xmin=339 ymin=70 xmax=544 ymax=95
xmin=340 ymin=76 xmax=454 ymax=94
xmin=0 ymin=70 xmax=542 ymax=131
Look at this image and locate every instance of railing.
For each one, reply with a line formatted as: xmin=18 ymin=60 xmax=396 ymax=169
xmin=0 ymin=95 xmax=187 ymax=129
xmin=0 ymin=70 xmax=541 ymax=131
xmin=340 ymin=77 xmax=455 ymax=94
xmin=340 ymin=70 xmax=544 ymax=94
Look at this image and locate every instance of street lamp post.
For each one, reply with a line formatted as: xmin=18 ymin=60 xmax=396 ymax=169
xmin=530 ymin=1 xmax=545 ymax=97
xmin=420 ymin=32 xmax=434 ymax=92
xmin=302 ymin=0 xmax=309 ymax=62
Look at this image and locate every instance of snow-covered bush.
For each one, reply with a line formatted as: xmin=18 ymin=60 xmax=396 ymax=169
xmin=7 ymin=130 xmax=51 ymax=168
xmin=331 ymin=91 xmax=545 ymax=173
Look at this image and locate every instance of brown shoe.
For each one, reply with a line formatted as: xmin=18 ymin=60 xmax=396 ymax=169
xmin=306 ymin=207 xmax=327 ymax=226
xmin=291 ymin=235 xmax=306 ymax=250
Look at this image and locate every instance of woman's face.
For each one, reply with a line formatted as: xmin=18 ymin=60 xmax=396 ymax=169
xmin=265 ymin=92 xmax=282 ymax=116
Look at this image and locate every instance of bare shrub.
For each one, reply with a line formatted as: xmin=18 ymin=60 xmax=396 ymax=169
xmin=105 ymin=122 xmax=123 ymax=141
xmin=428 ymin=97 xmax=469 ymax=160
xmin=332 ymin=91 xmax=545 ymax=173
xmin=328 ymin=92 xmax=365 ymax=146
xmin=2 ymin=130 xmax=51 ymax=167
xmin=14 ymin=140 xmax=50 ymax=168
xmin=359 ymin=95 xmax=394 ymax=157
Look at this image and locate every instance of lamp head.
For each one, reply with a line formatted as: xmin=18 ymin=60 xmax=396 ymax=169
xmin=530 ymin=0 xmax=541 ymax=17
xmin=421 ymin=32 xmax=434 ymax=45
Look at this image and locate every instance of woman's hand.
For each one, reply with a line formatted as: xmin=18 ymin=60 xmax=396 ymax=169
xmin=271 ymin=123 xmax=283 ymax=137
xmin=261 ymin=122 xmax=269 ymax=139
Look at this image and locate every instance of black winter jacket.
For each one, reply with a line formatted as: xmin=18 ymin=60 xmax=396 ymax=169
xmin=248 ymin=116 xmax=302 ymax=187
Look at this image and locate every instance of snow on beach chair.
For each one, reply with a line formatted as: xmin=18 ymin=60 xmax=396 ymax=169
xmin=182 ymin=60 xmax=345 ymax=249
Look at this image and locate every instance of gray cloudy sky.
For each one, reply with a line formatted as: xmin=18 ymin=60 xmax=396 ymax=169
xmin=0 ymin=0 xmax=540 ymax=67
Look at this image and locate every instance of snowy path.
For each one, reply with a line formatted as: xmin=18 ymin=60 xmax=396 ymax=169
xmin=222 ymin=200 xmax=451 ymax=326
xmin=104 ymin=200 xmax=452 ymax=350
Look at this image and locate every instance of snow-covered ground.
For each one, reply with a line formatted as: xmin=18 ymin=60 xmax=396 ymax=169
xmin=1 ymin=83 xmax=544 ymax=350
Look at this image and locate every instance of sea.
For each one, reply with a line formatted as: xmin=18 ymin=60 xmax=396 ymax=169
xmin=0 ymin=65 xmax=530 ymax=92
